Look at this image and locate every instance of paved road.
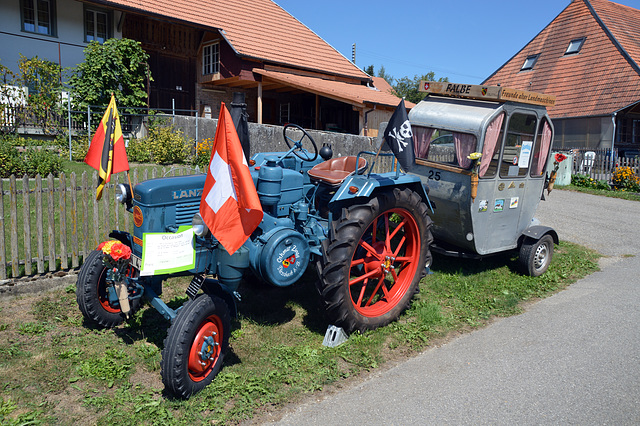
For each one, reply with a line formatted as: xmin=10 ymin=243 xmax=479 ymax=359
xmin=270 ymin=190 xmax=640 ymax=425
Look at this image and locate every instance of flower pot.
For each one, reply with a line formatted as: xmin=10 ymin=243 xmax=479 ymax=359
xmin=547 ymin=170 xmax=557 ymax=194
xmin=470 ymin=174 xmax=478 ymax=201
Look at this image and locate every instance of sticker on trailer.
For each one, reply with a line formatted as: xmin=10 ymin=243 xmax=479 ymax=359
xmin=510 ymin=197 xmax=519 ymax=209
xmin=478 ymin=200 xmax=488 ymax=212
xmin=494 ymin=199 xmax=504 ymax=212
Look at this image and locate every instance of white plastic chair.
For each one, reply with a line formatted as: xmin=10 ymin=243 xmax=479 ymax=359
xmin=581 ymin=151 xmax=595 ymax=173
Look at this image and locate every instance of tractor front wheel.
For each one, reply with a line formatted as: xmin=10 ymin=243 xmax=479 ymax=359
xmin=161 ymin=293 xmax=230 ymax=399
xmin=318 ymin=188 xmax=433 ymax=333
xmin=76 ymin=249 xmax=139 ymax=328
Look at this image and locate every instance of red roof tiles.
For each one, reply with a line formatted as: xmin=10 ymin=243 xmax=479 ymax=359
xmin=98 ymin=0 xmax=368 ymax=80
xmin=483 ymin=0 xmax=640 ymax=118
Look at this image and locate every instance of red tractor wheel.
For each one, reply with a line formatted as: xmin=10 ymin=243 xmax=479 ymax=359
xmin=318 ymin=188 xmax=433 ymax=333
xmin=161 ymin=293 xmax=230 ymax=398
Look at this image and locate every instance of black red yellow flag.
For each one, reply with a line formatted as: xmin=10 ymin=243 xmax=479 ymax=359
xmin=85 ymin=94 xmax=129 ymax=200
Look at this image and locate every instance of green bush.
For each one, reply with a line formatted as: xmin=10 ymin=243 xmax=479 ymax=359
xmin=571 ymin=174 xmax=610 ymax=190
xmin=0 ymin=136 xmax=63 ymax=177
xmin=140 ymin=125 xmax=190 ymax=164
xmin=55 ymin=135 xmax=89 ymax=162
xmin=126 ymin=137 xmax=152 ymax=163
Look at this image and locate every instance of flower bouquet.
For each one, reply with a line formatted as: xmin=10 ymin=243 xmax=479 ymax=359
xmin=547 ymin=152 xmax=567 ymax=194
xmin=98 ymin=240 xmax=133 ymax=317
xmin=467 ymin=152 xmax=482 ymax=201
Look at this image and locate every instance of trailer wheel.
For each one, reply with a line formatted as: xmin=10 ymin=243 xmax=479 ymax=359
xmin=318 ymin=188 xmax=433 ymax=333
xmin=519 ymin=235 xmax=554 ymax=277
xmin=76 ymin=249 xmax=139 ymax=328
xmin=161 ymin=293 xmax=230 ymax=399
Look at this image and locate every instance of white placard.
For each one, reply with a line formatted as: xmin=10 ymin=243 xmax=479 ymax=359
xmin=518 ymin=141 xmax=533 ymax=168
xmin=140 ymin=227 xmax=195 ymax=276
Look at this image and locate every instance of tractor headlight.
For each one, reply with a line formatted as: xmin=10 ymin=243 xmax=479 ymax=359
xmin=115 ymin=183 xmax=132 ymax=205
xmin=192 ymin=213 xmax=210 ymax=237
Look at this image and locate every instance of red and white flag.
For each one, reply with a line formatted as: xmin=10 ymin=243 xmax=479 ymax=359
xmin=199 ymin=102 xmax=263 ymax=255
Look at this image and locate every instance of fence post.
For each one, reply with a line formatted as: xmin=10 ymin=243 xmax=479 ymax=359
xmin=22 ymin=175 xmax=32 ymax=275
xmin=68 ymin=95 xmax=72 ymax=161
xmin=0 ymin=180 xmax=6 ymax=280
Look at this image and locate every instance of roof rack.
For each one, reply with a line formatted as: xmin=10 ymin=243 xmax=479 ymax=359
xmin=419 ymin=81 xmax=556 ymax=108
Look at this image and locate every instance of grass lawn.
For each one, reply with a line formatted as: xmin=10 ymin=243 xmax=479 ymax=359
xmin=0 ymin=241 xmax=599 ymax=425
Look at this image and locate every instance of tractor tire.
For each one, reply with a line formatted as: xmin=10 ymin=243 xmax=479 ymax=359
xmin=519 ymin=234 xmax=554 ymax=277
xmin=76 ymin=249 xmax=139 ymax=328
xmin=318 ymin=187 xmax=433 ymax=333
xmin=161 ymin=293 xmax=230 ymax=399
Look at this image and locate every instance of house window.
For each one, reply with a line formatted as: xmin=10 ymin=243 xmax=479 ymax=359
xmin=202 ymin=43 xmax=220 ymax=75
xmin=21 ymin=0 xmax=56 ymax=36
xmin=521 ymin=54 xmax=539 ymax=71
xmin=84 ymin=8 xmax=111 ymax=43
xmin=565 ymin=37 xmax=585 ymax=55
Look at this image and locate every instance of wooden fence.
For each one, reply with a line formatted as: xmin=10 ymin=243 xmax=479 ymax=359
xmin=570 ymin=149 xmax=640 ymax=182
xmin=0 ymin=166 xmax=198 ymax=280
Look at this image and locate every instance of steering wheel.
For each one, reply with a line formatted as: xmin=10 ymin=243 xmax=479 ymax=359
xmin=283 ymin=124 xmax=318 ymax=161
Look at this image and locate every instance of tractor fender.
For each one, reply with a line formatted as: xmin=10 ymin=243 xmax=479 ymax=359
xmin=520 ymin=225 xmax=559 ymax=245
xmin=202 ymin=278 xmax=238 ymax=318
xmin=330 ymin=173 xmax=432 ymax=209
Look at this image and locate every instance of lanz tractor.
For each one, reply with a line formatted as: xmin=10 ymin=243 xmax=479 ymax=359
xmin=76 ymin=123 xmax=434 ymax=398
xmin=76 ymin=82 xmax=560 ymax=399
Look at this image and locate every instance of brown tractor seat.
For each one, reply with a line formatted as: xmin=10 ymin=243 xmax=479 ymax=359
xmin=308 ymin=156 xmax=368 ymax=186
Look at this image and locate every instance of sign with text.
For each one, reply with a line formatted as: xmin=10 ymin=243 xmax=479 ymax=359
xmin=140 ymin=226 xmax=195 ymax=276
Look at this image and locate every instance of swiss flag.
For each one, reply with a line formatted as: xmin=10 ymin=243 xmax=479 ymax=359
xmin=199 ymin=103 xmax=263 ymax=255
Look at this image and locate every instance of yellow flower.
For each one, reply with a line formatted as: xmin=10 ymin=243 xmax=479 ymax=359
xmin=467 ymin=152 xmax=482 ymax=161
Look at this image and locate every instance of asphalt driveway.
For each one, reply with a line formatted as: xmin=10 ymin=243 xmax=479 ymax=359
xmin=269 ymin=190 xmax=640 ymax=425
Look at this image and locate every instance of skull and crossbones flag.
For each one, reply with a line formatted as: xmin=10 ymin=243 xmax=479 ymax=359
xmin=383 ymin=99 xmax=414 ymax=173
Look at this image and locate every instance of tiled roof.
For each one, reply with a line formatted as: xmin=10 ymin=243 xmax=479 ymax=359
xmin=483 ymin=0 xmax=640 ymax=118
xmin=97 ymin=0 xmax=368 ymax=80
xmin=253 ymin=69 xmax=413 ymax=109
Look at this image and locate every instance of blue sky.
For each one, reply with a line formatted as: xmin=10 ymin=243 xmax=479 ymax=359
xmin=274 ymin=0 xmax=639 ymax=84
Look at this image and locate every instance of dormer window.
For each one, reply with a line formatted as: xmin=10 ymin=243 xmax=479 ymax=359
xmin=565 ymin=37 xmax=585 ymax=55
xmin=521 ymin=54 xmax=540 ymax=71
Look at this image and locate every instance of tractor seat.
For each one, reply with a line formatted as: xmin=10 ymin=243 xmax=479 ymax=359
xmin=308 ymin=156 xmax=368 ymax=187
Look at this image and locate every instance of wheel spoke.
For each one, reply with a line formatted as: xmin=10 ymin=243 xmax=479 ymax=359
xmin=349 ymin=268 xmax=380 ymax=286
xmin=364 ymin=277 xmax=387 ymax=307
xmin=355 ymin=279 xmax=368 ymax=307
xmin=358 ymin=239 xmax=383 ymax=261
xmin=392 ymin=235 xmax=407 ymax=258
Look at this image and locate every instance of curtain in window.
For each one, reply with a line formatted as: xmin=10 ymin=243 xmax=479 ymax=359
xmin=534 ymin=121 xmax=552 ymax=175
xmin=413 ymin=127 xmax=435 ymax=159
xmin=454 ymin=132 xmax=477 ymax=169
xmin=479 ymin=113 xmax=504 ymax=177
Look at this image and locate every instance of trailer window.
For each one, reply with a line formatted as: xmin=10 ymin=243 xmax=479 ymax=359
xmin=499 ymin=113 xmax=537 ymax=178
xmin=414 ymin=126 xmax=477 ymax=168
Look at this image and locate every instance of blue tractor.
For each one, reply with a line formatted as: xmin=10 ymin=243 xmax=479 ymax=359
xmin=75 ymin=124 xmax=434 ymax=398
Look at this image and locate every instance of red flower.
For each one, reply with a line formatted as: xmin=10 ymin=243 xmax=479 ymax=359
xmin=109 ymin=243 xmax=132 ymax=261
xmin=554 ymin=153 xmax=567 ymax=163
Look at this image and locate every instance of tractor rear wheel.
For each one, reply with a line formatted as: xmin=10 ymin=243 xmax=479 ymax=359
xmin=161 ymin=293 xmax=230 ymax=399
xmin=318 ymin=188 xmax=433 ymax=333
xmin=76 ymin=249 xmax=139 ymax=328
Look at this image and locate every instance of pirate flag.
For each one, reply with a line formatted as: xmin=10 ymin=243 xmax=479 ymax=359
xmin=383 ymin=99 xmax=414 ymax=173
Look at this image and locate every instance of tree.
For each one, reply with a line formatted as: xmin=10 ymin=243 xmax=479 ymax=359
xmin=363 ymin=64 xmax=375 ymax=76
xmin=69 ymin=38 xmax=151 ymax=111
xmin=377 ymin=65 xmax=394 ymax=85
xmin=392 ymin=71 xmax=449 ymax=104
xmin=16 ymin=55 xmax=63 ymax=133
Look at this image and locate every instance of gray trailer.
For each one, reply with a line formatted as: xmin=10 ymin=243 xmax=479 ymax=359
xmin=408 ymin=82 xmax=559 ymax=276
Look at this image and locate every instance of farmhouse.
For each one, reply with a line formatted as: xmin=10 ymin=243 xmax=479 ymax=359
xmin=483 ymin=0 xmax=640 ymax=157
xmin=0 ymin=0 xmax=405 ymax=136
